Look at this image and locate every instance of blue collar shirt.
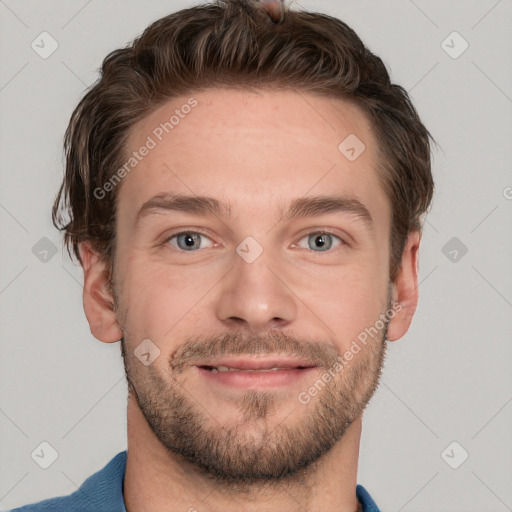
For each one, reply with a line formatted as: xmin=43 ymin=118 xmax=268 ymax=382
xmin=10 ymin=451 xmax=381 ymax=512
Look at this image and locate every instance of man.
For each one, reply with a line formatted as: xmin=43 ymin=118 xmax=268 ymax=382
xmin=12 ymin=0 xmax=434 ymax=510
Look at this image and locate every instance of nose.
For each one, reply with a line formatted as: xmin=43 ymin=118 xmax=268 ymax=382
xmin=214 ymin=245 xmax=298 ymax=333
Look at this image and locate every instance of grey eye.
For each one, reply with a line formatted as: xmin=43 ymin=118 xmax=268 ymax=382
xmin=296 ymin=232 xmax=343 ymax=252
xmin=168 ymin=232 xmax=214 ymax=251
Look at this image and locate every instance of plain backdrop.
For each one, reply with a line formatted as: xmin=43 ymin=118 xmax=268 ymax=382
xmin=0 ymin=1 xmax=511 ymax=511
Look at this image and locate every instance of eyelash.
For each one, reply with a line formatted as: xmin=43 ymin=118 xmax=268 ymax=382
xmin=162 ymin=230 xmax=348 ymax=253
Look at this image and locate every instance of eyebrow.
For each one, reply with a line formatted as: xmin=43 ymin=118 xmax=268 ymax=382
xmin=282 ymin=195 xmax=374 ymax=230
xmin=136 ymin=194 xmax=231 ymax=221
xmin=136 ymin=193 xmax=374 ymax=231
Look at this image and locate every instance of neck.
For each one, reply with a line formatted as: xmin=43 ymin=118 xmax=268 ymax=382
xmin=123 ymin=396 xmax=363 ymax=512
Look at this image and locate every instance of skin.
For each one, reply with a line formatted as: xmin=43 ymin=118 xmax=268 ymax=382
xmin=78 ymin=88 xmax=420 ymax=512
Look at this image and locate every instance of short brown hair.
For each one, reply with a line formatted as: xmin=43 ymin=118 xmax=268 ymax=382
xmin=53 ymin=0 xmax=435 ymax=282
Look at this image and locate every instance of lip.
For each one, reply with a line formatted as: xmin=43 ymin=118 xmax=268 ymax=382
xmin=195 ymin=365 xmax=317 ymax=389
xmin=192 ymin=356 xmax=317 ymax=371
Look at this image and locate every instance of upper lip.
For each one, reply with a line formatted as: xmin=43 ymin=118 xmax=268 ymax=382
xmin=193 ymin=356 xmax=317 ymax=370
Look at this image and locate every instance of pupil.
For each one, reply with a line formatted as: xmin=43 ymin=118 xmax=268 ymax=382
xmin=311 ymin=233 xmax=331 ymax=251
xmin=178 ymin=233 xmax=199 ymax=250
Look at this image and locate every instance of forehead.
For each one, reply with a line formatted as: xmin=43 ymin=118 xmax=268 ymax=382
xmin=120 ymin=88 xmax=390 ymax=232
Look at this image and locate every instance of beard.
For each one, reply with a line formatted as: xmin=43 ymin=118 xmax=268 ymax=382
xmin=119 ymin=304 xmax=390 ymax=489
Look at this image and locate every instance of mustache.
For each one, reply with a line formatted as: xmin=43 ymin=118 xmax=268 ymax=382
xmin=169 ymin=330 xmax=340 ymax=373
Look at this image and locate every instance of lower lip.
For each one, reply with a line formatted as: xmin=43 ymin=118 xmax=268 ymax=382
xmin=195 ymin=366 xmax=317 ymax=389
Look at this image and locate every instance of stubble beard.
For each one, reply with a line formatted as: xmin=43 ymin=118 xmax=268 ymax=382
xmin=119 ymin=316 xmax=389 ymax=489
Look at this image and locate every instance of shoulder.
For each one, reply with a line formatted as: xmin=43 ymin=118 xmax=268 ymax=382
xmin=356 ymin=484 xmax=382 ymax=512
xmin=8 ymin=492 xmax=83 ymax=512
xmin=7 ymin=451 xmax=127 ymax=512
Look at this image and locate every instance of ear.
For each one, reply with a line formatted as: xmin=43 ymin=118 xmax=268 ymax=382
xmin=79 ymin=242 xmax=122 ymax=343
xmin=387 ymin=230 xmax=421 ymax=342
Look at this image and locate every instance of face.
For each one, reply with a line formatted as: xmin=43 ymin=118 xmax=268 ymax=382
xmin=83 ymin=88 xmax=417 ymax=486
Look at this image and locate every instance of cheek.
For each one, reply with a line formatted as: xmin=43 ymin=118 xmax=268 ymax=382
xmin=308 ymin=264 xmax=389 ymax=348
xmin=117 ymin=254 xmax=219 ymax=341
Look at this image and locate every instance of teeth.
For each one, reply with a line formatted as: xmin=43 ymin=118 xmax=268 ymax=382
xmin=212 ymin=366 xmax=288 ymax=373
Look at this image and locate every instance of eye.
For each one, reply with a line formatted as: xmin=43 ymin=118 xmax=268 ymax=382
xmin=165 ymin=231 xmax=215 ymax=252
xmin=295 ymin=231 xmax=345 ymax=252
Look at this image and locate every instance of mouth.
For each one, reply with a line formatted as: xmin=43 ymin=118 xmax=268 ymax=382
xmin=193 ymin=356 xmax=318 ymax=389
xmin=198 ymin=364 xmax=315 ymax=373
xmin=194 ymin=355 xmax=317 ymax=372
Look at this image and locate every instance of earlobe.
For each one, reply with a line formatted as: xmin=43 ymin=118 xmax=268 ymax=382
xmin=79 ymin=242 xmax=122 ymax=343
xmin=387 ymin=230 xmax=421 ymax=342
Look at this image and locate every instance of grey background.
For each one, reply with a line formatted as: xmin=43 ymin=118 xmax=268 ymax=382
xmin=0 ymin=1 xmax=511 ymax=510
